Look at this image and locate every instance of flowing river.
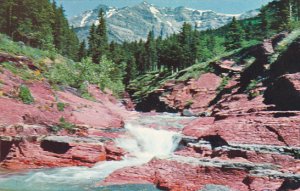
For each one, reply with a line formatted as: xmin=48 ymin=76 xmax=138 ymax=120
xmin=0 ymin=114 xmax=191 ymax=191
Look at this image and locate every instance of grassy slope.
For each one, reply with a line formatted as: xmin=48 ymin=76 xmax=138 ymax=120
xmin=0 ymin=34 xmax=124 ymax=98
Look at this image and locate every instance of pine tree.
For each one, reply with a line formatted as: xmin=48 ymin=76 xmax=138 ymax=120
xmin=136 ymin=39 xmax=147 ymax=73
xmin=225 ymin=17 xmax=245 ymax=50
xmin=65 ymin=26 xmax=79 ymax=59
xmin=77 ymin=40 xmax=87 ymax=61
xmin=260 ymin=6 xmax=271 ymax=37
xmin=52 ymin=2 xmax=64 ymax=51
xmin=196 ymin=34 xmax=213 ymax=62
xmin=278 ymin=0 xmax=292 ymax=31
xmin=145 ymin=30 xmax=158 ymax=71
xmin=156 ymin=36 xmax=164 ymax=71
xmin=124 ymin=55 xmax=137 ymax=86
xmin=159 ymin=35 xmax=182 ymax=72
xmin=88 ymin=24 xmax=97 ymax=60
xmin=179 ymin=22 xmax=194 ymax=68
xmin=94 ymin=8 xmax=108 ymax=64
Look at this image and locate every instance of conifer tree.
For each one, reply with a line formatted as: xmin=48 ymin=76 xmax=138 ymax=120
xmin=0 ymin=0 xmax=78 ymax=55
xmin=124 ymin=55 xmax=137 ymax=86
xmin=77 ymin=40 xmax=87 ymax=61
xmin=88 ymin=24 xmax=97 ymax=61
xmin=260 ymin=6 xmax=272 ymax=37
xmin=277 ymin=0 xmax=292 ymax=31
xmin=136 ymin=39 xmax=147 ymax=73
xmin=65 ymin=26 xmax=79 ymax=59
xmin=94 ymin=8 xmax=108 ymax=64
xmin=179 ymin=22 xmax=194 ymax=68
xmin=52 ymin=2 xmax=64 ymax=52
xmin=145 ymin=30 xmax=158 ymax=71
xmin=225 ymin=17 xmax=245 ymax=50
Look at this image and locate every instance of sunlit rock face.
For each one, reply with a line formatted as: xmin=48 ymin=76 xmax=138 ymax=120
xmin=70 ymin=2 xmax=259 ymax=43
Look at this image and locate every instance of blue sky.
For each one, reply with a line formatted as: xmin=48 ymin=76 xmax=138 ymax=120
xmin=56 ymin=0 xmax=273 ymax=17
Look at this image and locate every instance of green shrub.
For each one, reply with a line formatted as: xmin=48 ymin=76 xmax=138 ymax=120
xmin=19 ymin=85 xmax=34 ymax=104
xmin=57 ymin=102 xmax=65 ymax=111
xmin=59 ymin=117 xmax=75 ymax=130
xmin=79 ymin=83 xmax=96 ymax=101
xmin=47 ymin=56 xmax=125 ymax=97
xmin=185 ymin=100 xmax=194 ymax=108
xmin=50 ymin=117 xmax=76 ymax=133
xmin=1 ymin=62 xmax=41 ymax=81
xmin=47 ymin=59 xmax=79 ymax=87
xmin=246 ymin=79 xmax=259 ymax=92
xmin=246 ymin=79 xmax=261 ymax=99
xmin=217 ymin=76 xmax=230 ymax=93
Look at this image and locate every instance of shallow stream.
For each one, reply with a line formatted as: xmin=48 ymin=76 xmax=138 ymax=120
xmin=0 ymin=114 xmax=191 ymax=191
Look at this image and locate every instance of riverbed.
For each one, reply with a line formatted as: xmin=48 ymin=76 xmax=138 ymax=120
xmin=0 ymin=114 xmax=194 ymax=191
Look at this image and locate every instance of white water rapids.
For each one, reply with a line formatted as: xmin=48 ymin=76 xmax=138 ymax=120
xmin=0 ymin=115 xmax=183 ymax=191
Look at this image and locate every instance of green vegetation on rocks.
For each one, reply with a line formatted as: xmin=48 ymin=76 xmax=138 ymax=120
xmin=57 ymin=102 xmax=66 ymax=111
xmin=50 ymin=117 xmax=76 ymax=133
xmin=19 ymin=85 xmax=34 ymax=104
xmin=217 ymin=76 xmax=230 ymax=93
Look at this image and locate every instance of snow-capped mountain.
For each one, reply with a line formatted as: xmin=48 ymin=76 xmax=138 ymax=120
xmin=70 ymin=2 xmax=259 ymax=43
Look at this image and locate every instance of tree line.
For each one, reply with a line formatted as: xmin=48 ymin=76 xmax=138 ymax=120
xmin=0 ymin=0 xmax=299 ymax=88
xmin=78 ymin=0 xmax=299 ymax=85
xmin=0 ymin=0 xmax=79 ymax=60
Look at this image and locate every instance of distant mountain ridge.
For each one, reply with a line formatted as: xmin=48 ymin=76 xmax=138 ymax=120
xmin=70 ymin=2 xmax=259 ymax=43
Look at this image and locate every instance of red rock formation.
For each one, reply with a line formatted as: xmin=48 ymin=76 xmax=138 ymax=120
xmin=159 ymin=73 xmax=222 ymax=114
xmin=0 ymin=123 xmax=126 ymax=169
xmin=0 ymin=53 xmax=129 ymax=169
xmin=99 ymin=33 xmax=300 ymax=191
xmin=101 ymin=157 xmax=296 ymax=191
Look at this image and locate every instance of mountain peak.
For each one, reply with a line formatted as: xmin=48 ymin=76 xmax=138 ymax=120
xmin=70 ymin=2 xmax=259 ymax=43
xmin=142 ymin=1 xmax=150 ymax=5
xmin=136 ymin=0 xmax=155 ymax=8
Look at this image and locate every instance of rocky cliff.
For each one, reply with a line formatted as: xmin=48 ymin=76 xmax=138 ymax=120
xmin=0 ymin=52 xmax=130 ymax=169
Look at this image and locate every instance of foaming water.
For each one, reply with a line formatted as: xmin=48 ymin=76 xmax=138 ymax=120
xmin=117 ymin=123 xmax=181 ymax=159
xmin=0 ymin=115 xmax=182 ymax=191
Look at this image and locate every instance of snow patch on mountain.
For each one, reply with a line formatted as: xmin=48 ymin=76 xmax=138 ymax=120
xmin=70 ymin=2 xmax=259 ymax=43
xmin=107 ymin=8 xmax=117 ymax=18
xmin=80 ymin=11 xmax=92 ymax=27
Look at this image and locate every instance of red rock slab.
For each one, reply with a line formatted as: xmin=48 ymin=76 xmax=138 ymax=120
xmin=57 ymin=91 xmax=124 ymax=128
xmin=0 ymin=124 xmax=49 ymax=137
xmin=0 ymin=137 xmax=123 ymax=170
xmin=212 ymin=94 xmax=269 ymax=116
xmin=87 ymin=129 xmax=124 ymax=139
xmin=159 ymin=73 xmax=221 ymax=113
xmin=245 ymin=176 xmax=285 ymax=191
xmin=105 ymin=141 xmax=127 ymax=161
xmin=183 ymin=115 xmax=300 ymax=147
xmin=176 ymin=146 xmax=299 ymax=174
xmin=182 ymin=117 xmax=214 ymax=138
xmin=0 ymin=97 xmax=63 ymax=126
xmin=213 ymin=150 xmax=299 ymax=173
xmin=101 ymin=158 xmax=250 ymax=191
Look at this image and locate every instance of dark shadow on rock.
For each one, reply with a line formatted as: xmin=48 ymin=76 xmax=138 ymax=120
xmin=201 ymin=135 xmax=229 ymax=149
xmin=277 ymin=179 xmax=300 ymax=191
xmin=0 ymin=140 xmax=13 ymax=162
xmin=41 ymin=140 xmax=71 ymax=154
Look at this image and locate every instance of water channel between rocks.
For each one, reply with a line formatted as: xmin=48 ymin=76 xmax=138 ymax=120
xmin=0 ymin=113 xmax=194 ymax=191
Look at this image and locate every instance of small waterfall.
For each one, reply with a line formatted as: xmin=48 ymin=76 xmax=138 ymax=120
xmin=0 ymin=116 xmax=182 ymax=191
xmin=117 ymin=122 xmax=181 ymax=160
